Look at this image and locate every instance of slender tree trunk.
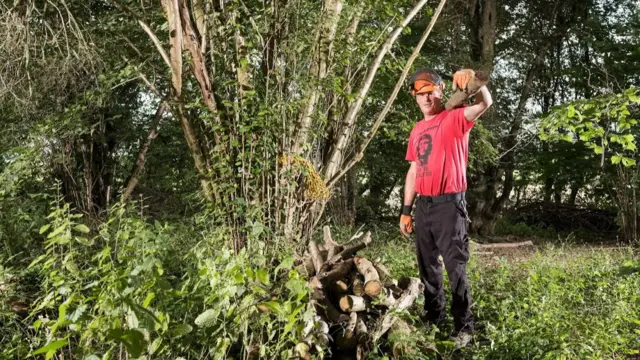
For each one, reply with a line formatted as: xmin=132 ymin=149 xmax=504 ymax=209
xmin=553 ymin=185 xmax=562 ymax=204
xmin=544 ymin=177 xmax=554 ymax=202
xmin=568 ymin=183 xmax=579 ymax=205
xmin=122 ymin=104 xmax=167 ymax=203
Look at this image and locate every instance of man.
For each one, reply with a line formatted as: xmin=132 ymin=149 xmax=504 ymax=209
xmin=399 ymin=68 xmax=493 ymax=348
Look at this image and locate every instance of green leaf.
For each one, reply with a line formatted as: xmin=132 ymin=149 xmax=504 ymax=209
xmin=39 ymin=224 xmax=51 ymax=234
xmin=612 ymin=155 xmax=622 ymax=164
xmin=29 ymin=339 xmax=68 ymax=356
xmin=74 ymin=224 xmax=90 ymax=234
xmin=69 ymin=305 xmax=87 ymax=322
xmin=195 ymin=309 xmax=217 ymax=328
xmin=276 ymin=257 xmax=295 ymax=273
xmin=143 ymin=293 xmax=155 ymax=308
xmin=622 ymin=157 xmax=636 ymax=167
xmin=171 ymin=324 xmax=193 ymax=337
xmin=121 ymin=329 xmax=146 ymax=358
xmin=256 ymin=269 xmax=269 ymax=285
xmin=108 ymin=329 xmax=146 ymax=358
xmin=48 ymin=224 xmax=67 ymax=239
xmin=567 ymin=105 xmax=576 ymax=118
xmin=258 ymin=301 xmax=282 ymax=314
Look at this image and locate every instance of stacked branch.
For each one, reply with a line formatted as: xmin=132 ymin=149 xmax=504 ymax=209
xmin=295 ymin=226 xmax=425 ymax=359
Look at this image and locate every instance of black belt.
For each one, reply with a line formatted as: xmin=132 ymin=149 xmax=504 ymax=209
xmin=419 ymin=191 xmax=465 ymax=204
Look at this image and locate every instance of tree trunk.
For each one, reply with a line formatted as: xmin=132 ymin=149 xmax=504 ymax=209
xmin=327 ymin=168 xmax=357 ymax=226
xmin=553 ymin=185 xmax=562 ymax=204
xmin=467 ymin=0 xmax=496 ymax=73
xmin=543 ymin=177 xmax=554 ymax=202
xmin=122 ymin=104 xmax=167 ymax=203
xmin=568 ymin=184 xmax=579 ymax=205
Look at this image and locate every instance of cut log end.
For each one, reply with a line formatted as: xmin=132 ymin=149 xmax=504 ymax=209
xmin=364 ymin=280 xmax=382 ymax=297
xmin=339 ymin=295 xmax=367 ymax=312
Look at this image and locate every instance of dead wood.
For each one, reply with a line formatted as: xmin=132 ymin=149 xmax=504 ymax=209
xmin=354 ymin=256 xmax=381 ymax=297
xmin=339 ymin=295 xmax=367 ymax=312
xmin=321 ymin=232 xmax=372 ymax=273
xmin=309 ymin=241 xmax=324 ymax=275
xmin=372 ymin=259 xmax=391 ymax=282
xmin=336 ymin=312 xmax=359 ymax=350
xmin=318 ymin=258 xmax=355 ymax=284
xmin=475 ymin=240 xmax=534 ymax=249
xmin=445 ymin=70 xmax=490 ymax=110
xmin=371 ymin=277 xmax=423 ymax=342
xmin=351 ymin=273 xmax=365 ymax=297
xmin=318 ymin=297 xmax=349 ymax=323
xmin=355 ymin=315 xmax=368 ymax=344
xmin=331 ymin=280 xmax=349 ymax=296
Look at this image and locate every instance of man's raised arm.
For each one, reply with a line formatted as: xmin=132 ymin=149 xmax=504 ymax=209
xmin=464 ymin=85 xmax=493 ymax=121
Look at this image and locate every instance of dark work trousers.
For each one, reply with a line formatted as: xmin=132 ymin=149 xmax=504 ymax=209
xmin=415 ymin=195 xmax=474 ymax=334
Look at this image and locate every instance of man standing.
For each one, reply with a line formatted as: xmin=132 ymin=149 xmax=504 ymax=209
xmin=399 ymin=68 xmax=493 ymax=348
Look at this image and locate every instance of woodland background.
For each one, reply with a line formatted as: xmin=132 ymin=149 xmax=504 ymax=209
xmin=1 ymin=0 xmax=640 ymax=359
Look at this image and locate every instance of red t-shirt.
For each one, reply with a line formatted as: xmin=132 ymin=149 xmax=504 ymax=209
xmin=405 ymin=108 xmax=475 ymax=197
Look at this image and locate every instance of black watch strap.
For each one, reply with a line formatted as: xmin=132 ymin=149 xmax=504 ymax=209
xmin=401 ymin=205 xmax=412 ymax=216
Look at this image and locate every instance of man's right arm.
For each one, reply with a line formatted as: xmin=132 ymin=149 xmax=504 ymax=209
xmin=400 ymin=161 xmax=417 ymax=237
xmin=403 ymin=161 xmax=417 ymax=207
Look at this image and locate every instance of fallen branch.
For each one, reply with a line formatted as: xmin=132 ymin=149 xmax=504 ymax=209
xmin=339 ymin=295 xmax=367 ymax=312
xmin=309 ymin=241 xmax=324 ymax=275
xmin=321 ymin=232 xmax=372 ymax=273
xmin=371 ymin=277 xmax=423 ymax=342
xmin=474 ymin=240 xmax=534 ymax=249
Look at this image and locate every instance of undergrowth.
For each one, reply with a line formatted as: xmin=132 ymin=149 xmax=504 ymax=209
xmin=3 ymin=204 xmax=640 ymax=359
xmin=359 ymin=224 xmax=640 ymax=359
xmin=1 ymin=199 xmax=316 ymax=359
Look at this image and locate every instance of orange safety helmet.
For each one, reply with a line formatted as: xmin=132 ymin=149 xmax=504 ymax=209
xmin=409 ymin=69 xmax=443 ymax=95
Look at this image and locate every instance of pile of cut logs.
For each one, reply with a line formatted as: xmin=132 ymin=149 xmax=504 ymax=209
xmin=294 ymin=226 xmax=427 ymax=359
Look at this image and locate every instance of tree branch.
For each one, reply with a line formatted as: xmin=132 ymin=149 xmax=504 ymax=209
xmin=326 ymin=0 xmax=447 ymax=187
xmin=109 ymin=0 xmax=172 ymax=70
xmin=322 ymin=0 xmax=430 ymax=181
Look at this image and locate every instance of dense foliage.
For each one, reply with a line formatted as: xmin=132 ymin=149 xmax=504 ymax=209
xmin=1 ymin=0 xmax=639 ymax=358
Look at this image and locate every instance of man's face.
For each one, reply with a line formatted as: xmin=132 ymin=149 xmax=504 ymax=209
xmin=415 ymin=89 xmax=443 ymax=115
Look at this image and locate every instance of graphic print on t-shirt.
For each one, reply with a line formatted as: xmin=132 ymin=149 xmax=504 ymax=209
xmin=415 ymin=124 xmax=440 ymax=178
xmin=416 ymin=134 xmax=432 ymax=169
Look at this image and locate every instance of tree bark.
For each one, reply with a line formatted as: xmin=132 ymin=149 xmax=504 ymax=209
xmin=468 ymin=0 xmax=496 ymax=73
xmin=293 ymin=0 xmax=343 ymax=154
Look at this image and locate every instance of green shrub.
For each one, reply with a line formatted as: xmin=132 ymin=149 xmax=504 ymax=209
xmin=1 ymin=199 xmax=316 ymax=359
xmin=493 ymin=217 xmax=559 ymax=238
